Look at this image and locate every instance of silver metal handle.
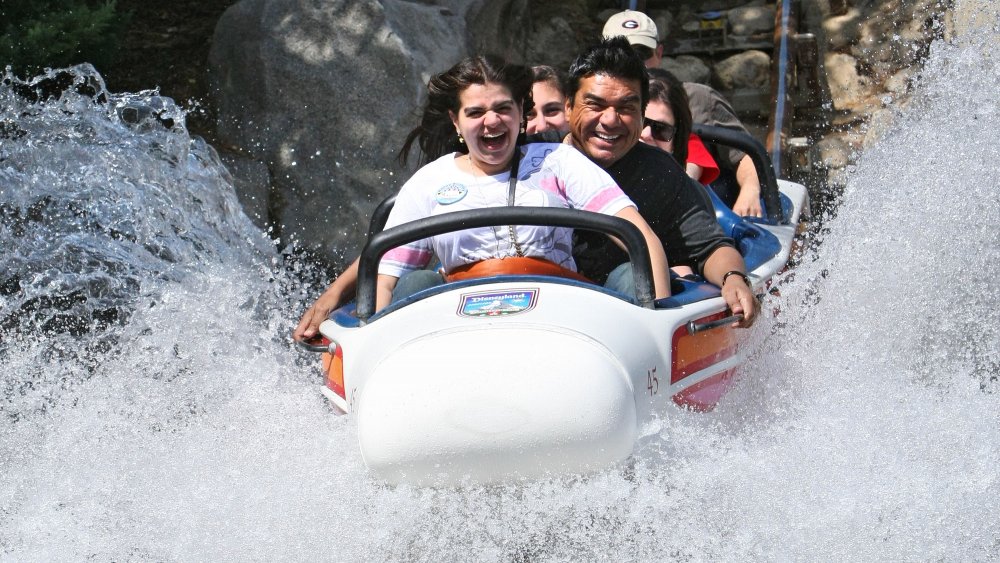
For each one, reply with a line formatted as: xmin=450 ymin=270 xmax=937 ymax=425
xmin=686 ymin=314 xmax=744 ymax=335
xmin=295 ymin=336 xmax=337 ymax=353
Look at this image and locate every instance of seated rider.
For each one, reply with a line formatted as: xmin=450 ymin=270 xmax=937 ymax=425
xmin=562 ymin=37 xmax=759 ymax=327
xmin=643 ymin=68 xmax=721 ymax=186
xmin=603 ymin=9 xmax=764 ymax=218
xmin=293 ymin=55 xmax=671 ymax=341
xmin=525 ymin=65 xmax=570 ymax=136
xmin=521 ymin=64 xmax=707 ymax=279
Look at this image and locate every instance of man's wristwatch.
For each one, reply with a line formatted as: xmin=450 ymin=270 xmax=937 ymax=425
xmin=722 ymin=270 xmax=752 ymax=288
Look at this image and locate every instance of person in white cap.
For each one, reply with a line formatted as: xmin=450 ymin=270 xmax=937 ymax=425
xmin=602 ymin=9 xmax=765 ymax=218
xmin=602 ymin=10 xmax=665 ymax=66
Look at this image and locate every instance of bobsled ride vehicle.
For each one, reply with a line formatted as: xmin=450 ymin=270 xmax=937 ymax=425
xmin=299 ymin=126 xmax=808 ymax=485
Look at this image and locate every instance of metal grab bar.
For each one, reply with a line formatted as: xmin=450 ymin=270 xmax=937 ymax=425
xmin=686 ymin=313 xmax=744 ymax=335
xmin=367 ymin=194 xmax=396 ymax=238
xmin=296 ymin=336 xmax=337 ymax=353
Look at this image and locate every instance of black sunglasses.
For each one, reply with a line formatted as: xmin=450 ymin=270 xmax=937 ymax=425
xmin=644 ymin=117 xmax=676 ymax=143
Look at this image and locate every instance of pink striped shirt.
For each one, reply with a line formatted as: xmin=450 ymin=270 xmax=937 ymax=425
xmin=378 ymin=143 xmax=634 ymax=278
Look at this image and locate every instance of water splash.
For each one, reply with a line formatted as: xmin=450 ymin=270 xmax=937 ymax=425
xmin=3 ymin=18 xmax=1000 ymax=560
xmin=0 ymin=64 xmax=281 ymax=420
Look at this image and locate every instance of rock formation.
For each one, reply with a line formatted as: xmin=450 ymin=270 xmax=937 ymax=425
xmin=209 ymin=0 xmax=957 ymax=266
xmin=209 ymin=0 xmax=529 ymax=264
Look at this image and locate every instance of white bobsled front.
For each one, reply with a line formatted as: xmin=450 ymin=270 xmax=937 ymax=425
xmin=357 ymin=321 xmax=638 ymax=484
xmin=304 ymin=129 xmax=809 ymax=485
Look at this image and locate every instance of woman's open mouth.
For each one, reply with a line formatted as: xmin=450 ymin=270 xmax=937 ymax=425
xmin=481 ymin=130 xmax=508 ymax=151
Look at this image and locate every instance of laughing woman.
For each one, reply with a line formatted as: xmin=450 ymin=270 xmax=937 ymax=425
xmin=294 ymin=55 xmax=670 ymax=340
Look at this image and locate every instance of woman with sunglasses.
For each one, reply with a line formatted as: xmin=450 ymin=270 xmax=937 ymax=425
xmin=294 ymin=55 xmax=672 ymax=341
xmin=637 ymin=74 xmax=722 ymax=277
xmin=640 ymin=72 xmax=720 ymax=186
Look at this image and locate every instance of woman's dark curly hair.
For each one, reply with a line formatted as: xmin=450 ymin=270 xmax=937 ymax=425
xmin=399 ymin=55 xmax=534 ymax=166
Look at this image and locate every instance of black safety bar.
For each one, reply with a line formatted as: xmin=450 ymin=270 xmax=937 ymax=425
xmin=692 ymin=124 xmax=784 ymax=224
xmin=367 ymin=194 xmax=396 ymax=239
xmin=355 ymin=207 xmax=656 ymax=321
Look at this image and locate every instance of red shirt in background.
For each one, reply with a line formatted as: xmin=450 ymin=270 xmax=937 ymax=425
xmin=686 ymin=133 xmax=720 ymax=185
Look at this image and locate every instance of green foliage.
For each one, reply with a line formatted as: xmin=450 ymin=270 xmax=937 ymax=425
xmin=0 ymin=0 xmax=131 ymax=76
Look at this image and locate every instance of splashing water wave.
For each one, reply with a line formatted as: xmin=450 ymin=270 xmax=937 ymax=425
xmin=2 ymin=17 xmax=999 ymax=559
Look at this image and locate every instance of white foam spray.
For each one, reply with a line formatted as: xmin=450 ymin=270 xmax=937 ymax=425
xmin=2 ymin=12 xmax=999 ymax=559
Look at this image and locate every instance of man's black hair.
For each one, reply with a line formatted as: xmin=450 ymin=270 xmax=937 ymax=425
xmin=565 ymin=36 xmax=650 ymax=111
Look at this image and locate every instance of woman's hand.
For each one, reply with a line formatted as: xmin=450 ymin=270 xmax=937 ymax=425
xmin=293 ymin=289 xmax=342 ymax=341
xmin=292 ymin=259 xmax=360 ymax=341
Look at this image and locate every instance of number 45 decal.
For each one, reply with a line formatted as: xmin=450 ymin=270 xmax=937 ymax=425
xmin=646 ymin=367 xmax=659 ymax=395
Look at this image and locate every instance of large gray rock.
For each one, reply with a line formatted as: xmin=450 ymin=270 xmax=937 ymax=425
xmin=660 ymin=55 xmax=711 ymax=84
xmin=727 ymin=2 xmax=775 ymax=36
xmin=209 ymin=0 xmax=526 ymax=265
xmin=851 ymin=0 xmax=945 ymax=80
xmin=218 ymin=152 xmax=272 ymax=230
xmin=814 ymin=135 xmax=852 ymax=169
xmin=524 ymin=16 xmax=580 ymax=71
xmin=648 ymin=10 xmax=674 ymax=40
xmin=824 ymin=52 xmax=873 ymax=110
xmin=713 ymin=49 xmax=771 ymax=90
xmin=822 ymin=8 xmax=862 ymax=51
xmin=524 ymin=0 xmax=593 ymax=70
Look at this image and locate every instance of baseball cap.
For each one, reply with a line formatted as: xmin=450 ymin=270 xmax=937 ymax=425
xmin=602 ymin=10 xmax=659 ymax=49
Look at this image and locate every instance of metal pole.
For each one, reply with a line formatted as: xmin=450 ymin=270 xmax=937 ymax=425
xmin=766 ymin=0 xmax=795 ymax=179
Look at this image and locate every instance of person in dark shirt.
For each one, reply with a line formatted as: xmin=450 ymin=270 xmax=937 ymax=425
xmin=563 ymin=37 xmax=758 ymax=326
xmin=581 ymin=142 xmax=729 ymax=277
xmin=603 ymin=10 xmax=764 ymax=218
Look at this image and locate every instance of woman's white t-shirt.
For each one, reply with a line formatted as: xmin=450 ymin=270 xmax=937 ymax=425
xmin=378 ymin=143 xmax=634 ymax=278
